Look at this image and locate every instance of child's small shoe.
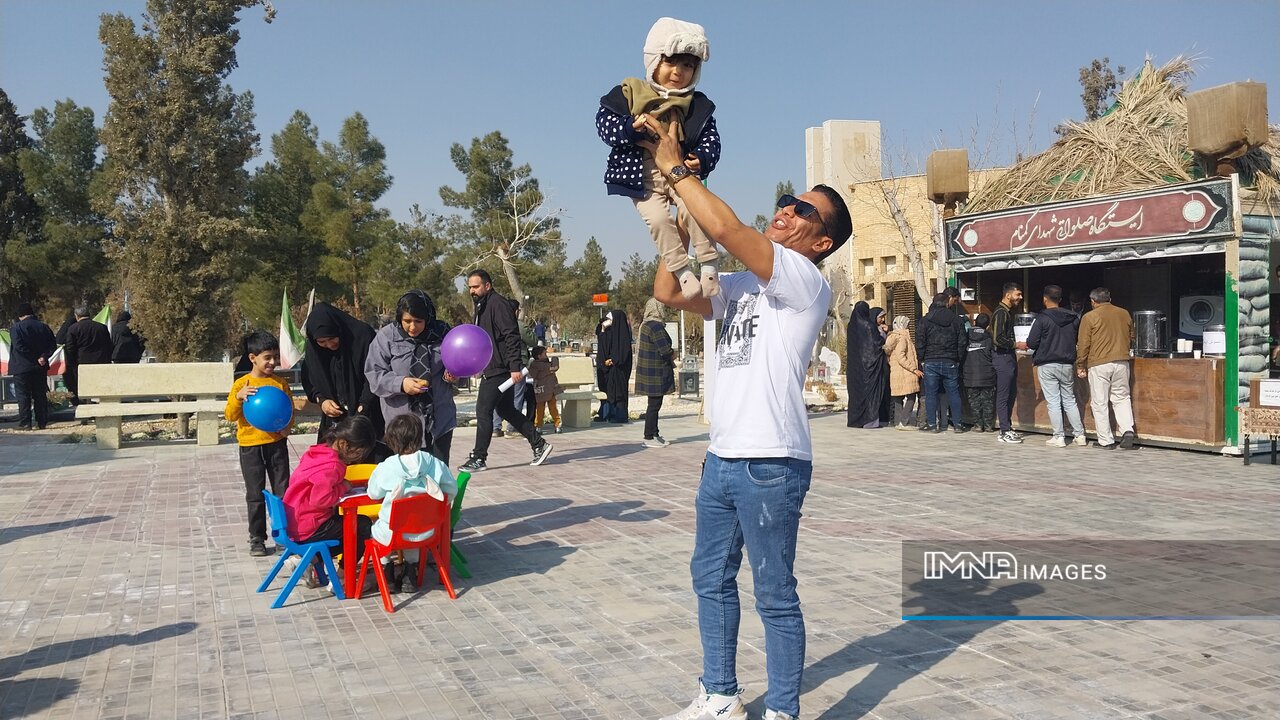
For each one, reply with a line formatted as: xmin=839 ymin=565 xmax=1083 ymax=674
xmin=302 ymin=564 xmax=324 ymax=589
xmin=400 ymin=563 xmax=419 ymax=594
xmin=700 ymin=262 xmax=721 ymax=298
xmin=677 ymin=268 xmax=703 ymax=300
xmin=384 ymin=561 xmax=402 ymax=595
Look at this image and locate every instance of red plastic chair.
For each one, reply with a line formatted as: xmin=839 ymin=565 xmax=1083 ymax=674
xmin=354 ymin=493 xmax=457 ymax=612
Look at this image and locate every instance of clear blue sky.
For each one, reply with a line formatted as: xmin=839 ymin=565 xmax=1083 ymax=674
xmin=3 ymin=1 xmax=1277 ymax=276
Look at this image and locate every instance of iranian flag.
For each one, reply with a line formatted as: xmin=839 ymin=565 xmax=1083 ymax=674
xmin=0 ymin=329 xmax=9 ymax=375
xmin=278 ymin=291 xmax=305 ymax=369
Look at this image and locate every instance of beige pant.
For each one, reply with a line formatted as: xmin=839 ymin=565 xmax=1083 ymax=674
xmin=1087 ymin=361 xmax=1135 ymax=445
xmin=633 ymin=155 xmax=718 ymax=274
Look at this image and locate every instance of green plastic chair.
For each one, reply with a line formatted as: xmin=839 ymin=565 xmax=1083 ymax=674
xmin=450 ymin=471 xmax=471 ymax=578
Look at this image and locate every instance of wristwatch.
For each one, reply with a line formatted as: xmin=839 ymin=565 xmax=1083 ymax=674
xmin=668 ymin=164 xmax=694 ymax=184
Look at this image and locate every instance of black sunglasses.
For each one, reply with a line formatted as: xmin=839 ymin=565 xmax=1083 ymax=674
xmin=777 ymin=194 xmax=829 ymax=237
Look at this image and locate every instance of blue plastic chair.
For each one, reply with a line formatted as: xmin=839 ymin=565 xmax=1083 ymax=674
xmin=256 ymin=490 xmax=346 ymax=608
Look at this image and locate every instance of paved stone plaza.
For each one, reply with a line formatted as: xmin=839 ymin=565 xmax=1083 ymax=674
xmin=1 ymin=405 xmax=1277 ymax=719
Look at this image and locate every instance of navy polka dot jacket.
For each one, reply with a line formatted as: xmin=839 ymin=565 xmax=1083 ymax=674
xmin=596 ymin=85 xmax=720 ymax=199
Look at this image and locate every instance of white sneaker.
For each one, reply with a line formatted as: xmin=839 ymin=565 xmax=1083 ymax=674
xmin=763 ymin=711 xmax=797 ymax=720
xmin=677 ymin=269 xmax=703 ymax=300
xmin=1045 ymin=436 xmax=1067 ymax=447
xmin=661 ymin=684 xmax=746 ymax=720
xmin=653 ymin=434 xmax=670 ymax=447
xmin=1072 ymin=435 xmax=1088 ymax=447
xmin=643 ymin=437 xmax=666 ymax=448
xmin=700 ymin=262 xmax=721 ymax=298
xmin=998 ymin=431 xmax=1023 ymax=444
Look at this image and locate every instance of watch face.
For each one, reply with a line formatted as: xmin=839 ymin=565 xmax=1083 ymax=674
xmin=670 ymin=165 xmax=689 ymax=178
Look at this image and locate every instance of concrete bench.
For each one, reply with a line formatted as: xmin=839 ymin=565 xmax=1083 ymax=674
xmin=75 ymin=362 xmax=234 ymax=448
xmin=554 ymin=354 xmax=604 ymax=429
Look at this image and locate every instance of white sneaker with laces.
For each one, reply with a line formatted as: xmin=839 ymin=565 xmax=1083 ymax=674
xmin=661 ymin=684 xmax=746 ymax=720
xmin=1072 ymin=435 xmax=1088 ymax=446
xmin=643 ymin=437 xmax=665 ymax=448
xmin=1046 ymin=436 xmax=1067 ymax=447
xmin=998 ymin=431 xmax=1023 ymax=444
xmin=653 ymin=434 xmax=670 ymax=447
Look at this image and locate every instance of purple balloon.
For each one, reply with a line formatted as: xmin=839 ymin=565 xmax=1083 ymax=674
xmin=441 ymin=324 xmax=494 ymax=377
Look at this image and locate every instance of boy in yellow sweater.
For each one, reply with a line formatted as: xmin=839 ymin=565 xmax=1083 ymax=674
xmin=225 ymin=330 xmax=294 ymax=556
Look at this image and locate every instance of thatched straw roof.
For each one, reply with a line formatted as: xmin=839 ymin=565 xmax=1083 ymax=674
xmin=963 ymin=57 xmax=1279 ymax=214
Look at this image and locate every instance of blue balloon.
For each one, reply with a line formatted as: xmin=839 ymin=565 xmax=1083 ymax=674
xmin=243 ymin=385 xmax=293 ymax=433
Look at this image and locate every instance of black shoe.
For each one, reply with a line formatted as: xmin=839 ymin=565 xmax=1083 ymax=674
xmin=458 ymin=454 xmax=487 ymax=473
xmin=530 ymin=440 xmax=553 ymax=466
xmin=933 ymin=426 xmax=946 ymax=434
xmin=953 ymin=426 xmax=969 ymax=434
xmin=400 ymin=563 xmax=419 ymax=594
xmin=37 ymin=424 xmax=47 ymax=430
xmin=1093 ymin=442 xmax=1116 ymax=450
xmin=917 ymin=425 xmax=936 ymax=432
xmin=1118 ymin=431 xmax=1136 ymax=449
xmin=16 ymin=424 xmax=31 ymax=431
xmin=385 ymin=562 xmax=402 ymax=595
xmin=249 ymin=539 xmax=270 ymax=557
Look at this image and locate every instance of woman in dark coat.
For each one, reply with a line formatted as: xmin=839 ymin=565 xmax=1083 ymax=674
xmin=598 ymin=309 xmax=634 ymax=423
xmin=870 ymin=306 xmax=892 ymax=424
xmin=111 ymin=311 xmax=145 ymax=363
xmin=846 ymin=301 xmax=888 ymax=428
xmin=302 ymin=302 xmax=384 ymax=440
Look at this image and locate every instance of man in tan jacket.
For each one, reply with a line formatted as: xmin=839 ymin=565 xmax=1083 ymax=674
xmin=1075 ymin=287 xmax=1135 ymax=449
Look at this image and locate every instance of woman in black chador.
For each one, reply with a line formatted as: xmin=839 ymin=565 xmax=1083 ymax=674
xmin=302 ymin=302 xmax=384 ymax=440
xmin=846 ymin=301 xmax=888 ymax=428
xmin=597 ymin=309 xmax=634 ymax=423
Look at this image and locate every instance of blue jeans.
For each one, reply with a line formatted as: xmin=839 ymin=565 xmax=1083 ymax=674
xmin=692 ymin=453 xmax=813 ymax=717
xmin=1036 ymin=363 xmax=1085 ymax=438
xmin=923 ymin=360 xmax=963 ymax=428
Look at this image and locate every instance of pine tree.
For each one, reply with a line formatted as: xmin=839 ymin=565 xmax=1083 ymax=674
xmin=0 ymin=88 xmax=42 ymax=313
xmin=96 ymin=1 xmax=275 ymax=360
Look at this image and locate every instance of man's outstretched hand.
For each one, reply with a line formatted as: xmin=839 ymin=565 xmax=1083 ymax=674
xmin=636 ymin=119 xmax=685 ymax=174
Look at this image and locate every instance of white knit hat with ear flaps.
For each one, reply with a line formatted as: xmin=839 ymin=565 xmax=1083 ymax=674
xmin=644 ymin=17 xmax=709 ymax=92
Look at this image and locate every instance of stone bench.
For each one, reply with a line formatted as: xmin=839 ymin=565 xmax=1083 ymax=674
xmin=553 ymin=354 xmax=604 ymax=429
xmin=74 ymin=362 xmax=234 ymax=448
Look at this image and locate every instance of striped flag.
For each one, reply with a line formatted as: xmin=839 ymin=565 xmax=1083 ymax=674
xmin=0 ymin=329 xmax=9 ymax=375
xmin=278 ymin=291 xmax=305 ymax=369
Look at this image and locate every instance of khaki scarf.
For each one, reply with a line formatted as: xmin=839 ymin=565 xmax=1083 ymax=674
xmin=622 ymin=77 xmax=692 ymax=142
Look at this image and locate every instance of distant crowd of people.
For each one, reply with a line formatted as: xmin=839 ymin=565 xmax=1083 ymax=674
xmin=846 ymin=283 xmax=1138 ymax=449
xmin=7 ymin=302 xmax=145 ymax=430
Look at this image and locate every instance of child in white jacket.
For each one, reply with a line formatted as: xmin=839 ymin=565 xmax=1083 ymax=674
xmin=367 ymin=414 xmax=457 ymax=594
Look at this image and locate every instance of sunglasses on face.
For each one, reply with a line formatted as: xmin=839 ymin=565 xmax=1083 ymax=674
xmin=777 ymin=194 xmax=829 ymax=237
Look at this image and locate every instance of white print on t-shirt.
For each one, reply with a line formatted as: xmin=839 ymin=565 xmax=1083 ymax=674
xmin=718 ymin=293 xmax=760 ymax=368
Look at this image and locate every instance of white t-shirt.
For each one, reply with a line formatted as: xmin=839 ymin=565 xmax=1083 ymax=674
xmin=708 ymin=247 xmax=830 ymax=461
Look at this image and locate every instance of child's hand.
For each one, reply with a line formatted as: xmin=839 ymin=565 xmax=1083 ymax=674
xmin=631 ymin=114 xmax=649 ymax=131
xmin=443 ymin=371 xmax=458 ymax=384
xmin=236 ymin=385 xmax=258 ymax=402
xmin=683 ymin=153 xmax=702 ymax=174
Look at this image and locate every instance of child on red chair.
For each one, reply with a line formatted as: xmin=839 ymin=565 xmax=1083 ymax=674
xmin=367 ymin=413 xmax=457 ymax=594
xmin=283 ymin=415 xmax=377 ymax=590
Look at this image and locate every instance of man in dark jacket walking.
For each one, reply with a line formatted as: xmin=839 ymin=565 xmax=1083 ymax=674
xmin=63 ymin=306 xmax=114 ymax=405
xmin=9 ymin=302 xmax=57 ymax=430
xmin=990 ymin=282 xmax=1024 ymax=443
xmin=915 ymin=296 xmax=968 ymax=433
xmin=459 ymin=270 xmax=552 ymax=472
xmin=1025 ymin=285 xmax=1087 ymax=447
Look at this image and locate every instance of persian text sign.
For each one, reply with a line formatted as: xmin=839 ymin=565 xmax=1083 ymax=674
xmin=946 ymin=179 xmax=1234 ymax=259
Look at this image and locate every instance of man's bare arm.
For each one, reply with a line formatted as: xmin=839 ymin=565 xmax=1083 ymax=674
xmin=654 ymin=263 xmax=713 ymax=318
xmin=640 ymin=120 xmax=776 ymax=283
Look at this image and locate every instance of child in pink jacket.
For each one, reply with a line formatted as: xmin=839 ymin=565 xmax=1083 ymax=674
xmin=283 ymin=415 xmax=376 ymax=588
